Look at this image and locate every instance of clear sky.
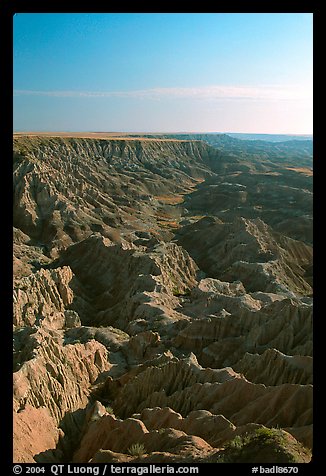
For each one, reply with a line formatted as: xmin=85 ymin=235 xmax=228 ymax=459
xmin=13 ymin=13 xmax=313 ymax=134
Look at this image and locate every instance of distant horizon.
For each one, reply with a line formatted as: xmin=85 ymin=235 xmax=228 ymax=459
xmin=13 ymin=130 xmax=313 ymax=137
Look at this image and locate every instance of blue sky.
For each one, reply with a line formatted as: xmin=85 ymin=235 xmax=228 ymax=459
xmin=13 ymin=13 xmax=313 ymax=134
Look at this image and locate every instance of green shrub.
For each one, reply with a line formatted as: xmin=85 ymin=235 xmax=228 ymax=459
xmin=215 ymin=427 xmax=311 ymax=464
xmin=172 ymin=286 xmax=191 ymax=297
xmin=228 ymin=434 xmax=247 ymax=450
xmin=127 ymin=443 xmax=146 ymax=457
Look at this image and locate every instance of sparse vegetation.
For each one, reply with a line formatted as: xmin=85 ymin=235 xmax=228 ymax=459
xmin=228 ymin=434 xmax=247 ymax=450
xmin=157 ymin=219 xmax=180 ymax=229
xmin=157 ymin=428 xmax=166 ymax=434
xmin=172 ymin=286 xmax=191 ymax=297
xmin=215 ymin=427 xmax=311 ymax=463
xmin=154 ymin=194 xmax=184 ymax=205
xmin=127 ymin=443 xmax=146 ymax=457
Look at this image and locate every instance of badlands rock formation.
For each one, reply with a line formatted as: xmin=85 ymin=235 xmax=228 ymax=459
xmin=13 ymin=133 xmax=313 ymax=463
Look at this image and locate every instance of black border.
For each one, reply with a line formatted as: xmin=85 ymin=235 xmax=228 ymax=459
xmin=3 ymin=1 xmax=320 ymax=473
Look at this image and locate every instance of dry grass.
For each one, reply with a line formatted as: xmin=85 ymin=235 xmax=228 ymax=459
xmin=286 ymin=167 xmax=313 ymax=176
xmin=154 ymin=194 xmax=184 ymax=205
xmin=157 ymin=220 xmax=180 ymax=229
xmin=13 ymin=132 xmax=191 ymax=142
xmin=189 ymin=215 xmax=206 ymax=221
xmin=155 ymin=210 xmax=173 ymax=219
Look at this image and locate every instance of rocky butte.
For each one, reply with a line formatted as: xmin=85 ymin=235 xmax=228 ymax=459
xmin=13 ymin=132 xmax=313 ymax=464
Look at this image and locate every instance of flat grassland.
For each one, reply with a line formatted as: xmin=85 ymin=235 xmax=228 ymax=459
xmin=13 ymin=131 xmax=192 ymax=142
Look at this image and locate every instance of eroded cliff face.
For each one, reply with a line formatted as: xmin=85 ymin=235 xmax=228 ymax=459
xmin=13 ymin=135 xmax=313 ymax=463
xmin=13 ymin=137 xmax=214 ymax=257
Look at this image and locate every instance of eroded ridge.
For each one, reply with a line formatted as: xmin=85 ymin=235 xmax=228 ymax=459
xmin=13 ymin=134 xmax=312 ymax=463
